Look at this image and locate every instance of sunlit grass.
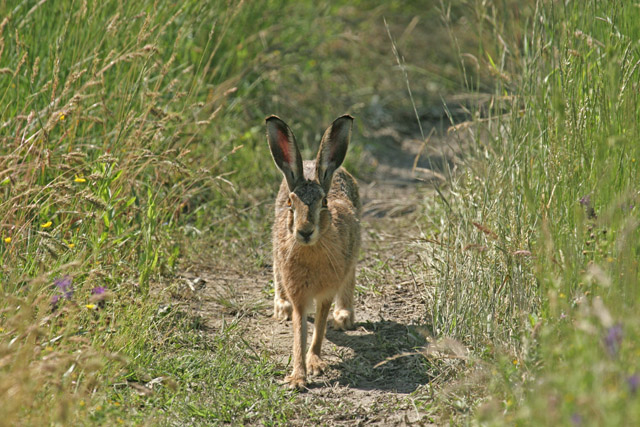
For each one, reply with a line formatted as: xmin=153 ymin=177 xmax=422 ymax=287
xmin=419 ymin=0 xmax=640 ymax=423
xmin=0 ymin=0 xmax=286 ymax=424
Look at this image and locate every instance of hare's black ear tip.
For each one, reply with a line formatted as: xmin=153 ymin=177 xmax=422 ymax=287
xmin=265 ymin=115 xmax=281 ymax=124
xmin=336 ymin=114 xmax=354 ymax=122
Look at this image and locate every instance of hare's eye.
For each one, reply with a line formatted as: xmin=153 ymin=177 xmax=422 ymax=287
xmin=322 ymin=198 xmax=328 ymax=207
xmin=286 ymin=198 xmax=292 ymax=208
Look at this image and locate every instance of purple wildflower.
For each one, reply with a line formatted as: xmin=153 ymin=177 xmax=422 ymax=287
xmin=570 ymin=413 xmax=583 ymax=426
xmin=91 ymin=285 xmax=108 ymax=308
xmin=604 ymin=323 xmax=623 ymax=357
xmin=51 ymin=294 xmax=61 ymax=307
xmin=54 ymin=275 xmax=74 ymax=299
xmin=628 ymin=375 xmax=639 ymax=395
xmin=579 ymin=195 xmax=591 ymax=207
xmin=579 ymin=194 xmax=596 ymax=219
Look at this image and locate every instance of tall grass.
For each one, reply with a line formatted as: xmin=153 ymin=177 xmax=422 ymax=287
xmin=0 ymin=0 xmax=305 ymax=423
xmin=424 ymin=0 xmax=639 ymax=423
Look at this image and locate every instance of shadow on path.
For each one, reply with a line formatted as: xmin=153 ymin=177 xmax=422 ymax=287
xmin=322 ymin=320 xmax=432 ymax=393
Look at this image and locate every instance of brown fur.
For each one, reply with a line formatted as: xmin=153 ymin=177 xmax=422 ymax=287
xmin=267 ymin=115 xmax=361 ymax=389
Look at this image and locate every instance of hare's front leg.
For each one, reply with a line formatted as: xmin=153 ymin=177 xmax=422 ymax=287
xmin=284 ymin=304 xmax=307 ymax=389
xmin=307 ymin=298 xmax=331 ymax=376
xmin=273 ymin=264 xmax=292 ymax=321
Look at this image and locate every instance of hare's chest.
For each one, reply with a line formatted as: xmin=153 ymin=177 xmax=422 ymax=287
xmin=280 ymin=249 xmax=343 ymax=294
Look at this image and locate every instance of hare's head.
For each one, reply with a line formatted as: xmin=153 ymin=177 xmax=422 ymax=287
xmin=266 ymin=115 xmax=353 ymax=246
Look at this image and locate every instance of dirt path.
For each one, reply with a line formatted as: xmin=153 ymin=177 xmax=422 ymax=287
xmin=179 ymin=123 xmax=461 ymax=425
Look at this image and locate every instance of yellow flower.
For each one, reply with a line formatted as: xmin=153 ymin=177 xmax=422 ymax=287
xmin=41 ymin=221 xmax=52 ymax=228
xmin=59 ymin=114 xmax=65 ymax=121
xmin=79 ymin=400 xmax=85 ymax=407
xmin=45 ymin=346 xmax=53 ymax=352
xmin=74 ymin=176 xmax=86 ymax=183
xmin=3 ymin=237 xmax=11 ymax=243
xmin=0 ymin=327 xmax=4 ymax=333
xmin=85 ymin=304 xmax=97 ymax=310
xmin=512 ymin=359 xmax=519 ymax=366
xmin=68 ymin=243 xmax=75 ymax=249
xmin=559 ymin=293 xmax=566 ymax=299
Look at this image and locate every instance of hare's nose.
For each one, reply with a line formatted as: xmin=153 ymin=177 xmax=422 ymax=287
xmin=297 ymin=229 xmax=313 ymax=241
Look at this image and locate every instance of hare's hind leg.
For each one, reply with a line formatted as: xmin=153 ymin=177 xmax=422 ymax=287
xmin=273 ymin=264 xmax=292 ymax=321
xmin=332 ymin=265 xmax=356 ymax=330
xmin=306 ymin=297 xmax=331 ymax=376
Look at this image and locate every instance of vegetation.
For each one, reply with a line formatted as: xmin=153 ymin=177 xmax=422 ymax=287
xmin=442 ymin=1 xmax=640 ymax=423
xmin=0 ymin=0 xmax=638 ymax=425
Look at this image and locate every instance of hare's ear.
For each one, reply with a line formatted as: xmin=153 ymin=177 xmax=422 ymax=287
xmin=316 ymin=115 xmax=353 ymax=192
xmin=266 ymin=116 xmax=304 ymax=191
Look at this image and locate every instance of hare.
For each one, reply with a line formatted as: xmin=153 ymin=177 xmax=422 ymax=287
xmin=266 ymin=114 xmax=361 ymax=389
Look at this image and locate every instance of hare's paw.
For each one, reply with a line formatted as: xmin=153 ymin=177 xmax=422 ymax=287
xmin=331 ymin=309 xmax=355 ymax=330
xmin=274 ymin=298 xmax=292 ymax=321
xmin=306 ymin=354 xmax=328 ymax=376
xmin=283 ymin=373 xmax=307 ymax=390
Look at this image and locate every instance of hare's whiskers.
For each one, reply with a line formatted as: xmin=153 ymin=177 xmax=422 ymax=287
xmin=284 ymin=235 xmax=298 ymax=264
xmin=319 ymin=239 xmax=339 ymax=277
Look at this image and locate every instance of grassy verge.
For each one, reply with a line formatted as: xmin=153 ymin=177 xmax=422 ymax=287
xmin=420 ymin=0 xmax=639 ymax=423
xmin=0 ymin=1 xmax=298 ymax=424
xmin=0 ymin=1 xmax=326 ymax=424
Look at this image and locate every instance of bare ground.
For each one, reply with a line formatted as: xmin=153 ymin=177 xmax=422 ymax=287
xmin=178 ymin=123 xmax=465 ymax=426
